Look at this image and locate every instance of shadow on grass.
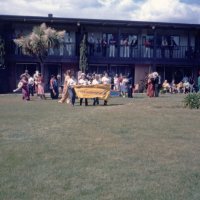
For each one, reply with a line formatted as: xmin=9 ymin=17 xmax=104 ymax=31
xmin=76 ymin=103 xmax=124 ymax=107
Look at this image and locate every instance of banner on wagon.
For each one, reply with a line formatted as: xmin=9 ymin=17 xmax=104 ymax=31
xmin=74 ymin=84 xmax=110 ymax=100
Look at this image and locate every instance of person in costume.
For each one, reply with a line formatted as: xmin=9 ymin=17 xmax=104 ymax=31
xmin=13 ymin=75 xmax=30 ymax=101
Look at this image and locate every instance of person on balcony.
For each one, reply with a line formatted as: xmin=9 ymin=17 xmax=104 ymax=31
xmin=144 ymin=39 xmax=151 ymax=58
xmin=124 ymin=37 xmax=130 ymax=58
xmin=15 ymin=30 xmax=23 ymax=55
xmin=88 ymin=33 xmax=95 ymax=56
xmin=65 ymin=32 xmax=72 ymax=56
xmin=161 ymin=37 xmax=168 ymax=58
xmin=96 ymin=38 xmax=101 ymax=53
xmin=102 ymin=34 xmax=107 ymax=57
xmin=130 ymin=36 xmax=138 ymax=57
xmin=109 ymin=34 xmax=116 ymax=57
xmin=59 ymin=37 xmax=64 ymax=56
xmin=120 ymin=35 xmax=124 ymax=57
xmin=169 ymin=36 xmax=177 ymax=58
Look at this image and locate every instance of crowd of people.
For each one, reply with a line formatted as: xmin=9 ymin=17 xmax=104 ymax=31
xmin=144 ymin=72 xmax=200 ymax=98
xmin=13 ymin=70 xmax=46 ymax=101
xmin=14 ymin=70 xmax=129 ymax=106
xmin=162 ymin=76 xmax=198 ymax=94
xmin=13 ymin=69 xmax=200 ymax=103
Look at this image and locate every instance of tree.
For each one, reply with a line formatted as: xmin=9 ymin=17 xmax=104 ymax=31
xmin=79 ymin=34 xmax=88 ymax=72
xmin=13 ymin=23 xmax=65 ymax=75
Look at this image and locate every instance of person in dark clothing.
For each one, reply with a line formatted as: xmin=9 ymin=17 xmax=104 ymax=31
xmin=50 ymin=75 xmax=59 ymax=99
xmin=154 ymin=76 xmax=159 ymax=97
xmin=127 ymin=73 xmax=133 ymax=98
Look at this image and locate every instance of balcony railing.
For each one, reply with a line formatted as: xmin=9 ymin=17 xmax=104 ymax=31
xmin=87 ymin=45 xmax=195 ymax=60
xmin=13 ymin=43 xmax=196 ymax=61
xmin=14 ymin=43 xmax=76 ymax=57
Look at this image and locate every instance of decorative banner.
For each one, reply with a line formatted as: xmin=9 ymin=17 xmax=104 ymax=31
xmin=74 ymin=84 xmax=110 ymax=100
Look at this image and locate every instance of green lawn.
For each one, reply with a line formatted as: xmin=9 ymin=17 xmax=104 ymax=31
xmin=0 ymin=94 xmax=200 ymax=200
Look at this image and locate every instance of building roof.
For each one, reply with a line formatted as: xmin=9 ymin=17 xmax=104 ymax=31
xmin=0 ymin=14 xmax=200 ymax=30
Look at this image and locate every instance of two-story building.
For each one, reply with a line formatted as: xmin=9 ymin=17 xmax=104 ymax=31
xmin=0 ymin=14 xmax=200 ymax=93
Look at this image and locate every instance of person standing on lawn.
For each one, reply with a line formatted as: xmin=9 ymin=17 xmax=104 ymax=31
xmin=67 ymin=71 xmax=77 ymax=106
xmin=58 ymin=70 xmax=71 ymax=103
xmin=78 ymin=73 xmax=89 ymax=106
xmin=147 ymin=73 xmax=155 ymax=97
xmin=37 ymin=73 xmax=46 ymax=100
xmin=102 ymin=73 xmax=111 ymax=105
xmin=49 ymin=75 xmax=59 ymax=99
xmin=28 ymin=75 xmax=35 ymax=96
xmin=92 ymin=74 xmax=101 ymax=106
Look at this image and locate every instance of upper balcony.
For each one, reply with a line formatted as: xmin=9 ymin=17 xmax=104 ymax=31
xmin=9 ymin=42 xmax=198 ymax=65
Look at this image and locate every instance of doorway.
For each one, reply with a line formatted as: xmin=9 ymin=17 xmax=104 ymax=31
xmin=46 ymin=64 xmax=61 ymax=89
xmin=15 ymin=63 xmax=39 ymax=84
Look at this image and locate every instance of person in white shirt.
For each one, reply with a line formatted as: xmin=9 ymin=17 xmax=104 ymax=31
xmin=101 ymin=73 xmax=111 ymax=84
xmin=28 ymin=76 xmax=35 ymax=96
xmin=67 ymin=73 xmax=77 ymax=106
xmin=33 ymin=70 xmax=39 ymax=95
xmin=121 ymin=76 xmax=129 ymax=97
xmin=78 ymin=73 xmax=89 ymax=106
xmin=114 ymin=74 xmax=120 ymax=91
xmin=92 ymin=74 xmax=101 ymax=105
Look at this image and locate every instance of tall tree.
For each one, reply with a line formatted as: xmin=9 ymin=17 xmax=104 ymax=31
xmin=79 ymin=34 xmax=88 ymax=72
xmin=14 ymin=23 xmax=65 ymax=75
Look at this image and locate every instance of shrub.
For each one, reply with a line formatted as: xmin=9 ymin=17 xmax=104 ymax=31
xmin=184 ymin=93 xmax=200 ymax=109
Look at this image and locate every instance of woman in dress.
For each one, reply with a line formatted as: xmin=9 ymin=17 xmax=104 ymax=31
xmin=121 ymin=76 xmax=129 ymax=97
xmin=37 ymin=73 xmax=46 ymax=99
xmin=147 ymin=74 xmax=155 ymax=97
xmin=114 ymin=74 xmax=120 ymax=91
xmin=13 ymin=75 xmax=30 ymax=101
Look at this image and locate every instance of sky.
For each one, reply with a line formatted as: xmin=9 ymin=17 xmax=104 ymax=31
xmin=0 ymin=0 xmax=200 ymax=24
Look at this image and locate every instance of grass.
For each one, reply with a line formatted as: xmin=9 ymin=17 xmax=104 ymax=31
xmin=0 ymin=93 xmax=200 ymax=200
